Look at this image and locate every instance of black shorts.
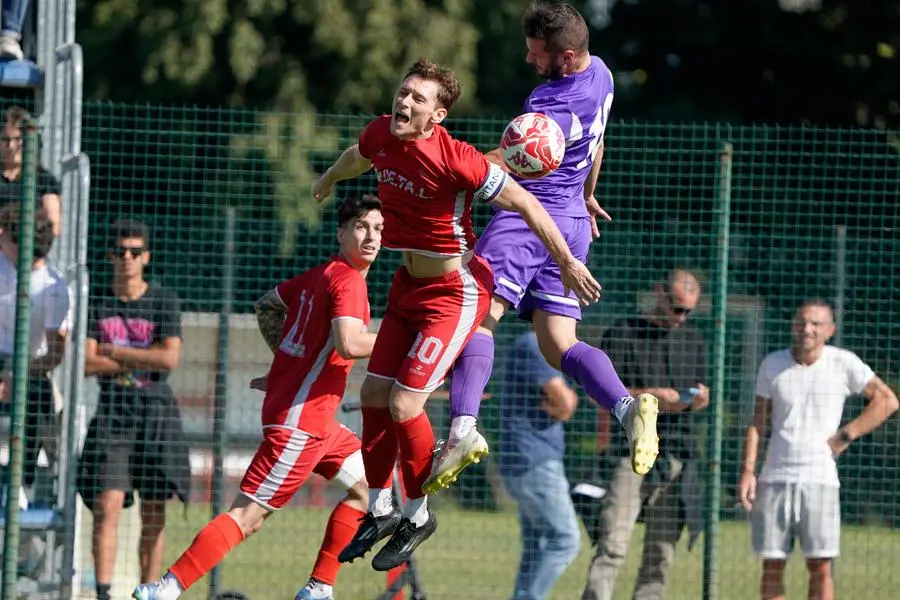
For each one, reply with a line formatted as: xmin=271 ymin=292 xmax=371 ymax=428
xmin=77 ymin=386 xmax=175 ymax=509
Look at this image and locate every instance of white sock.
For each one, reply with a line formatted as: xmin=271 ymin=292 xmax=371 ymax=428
xmin=368 ymin=487 xmax=394 ymax=517
xmin=612 ymin=396 xmax=634 ymax=425
xmin=303 ymin=579 xmax=333 ymax=600
xmin=403 ymin=495 xmax=429 ymax=527
xmin=449 ymin=415 xmax=477 ymax=445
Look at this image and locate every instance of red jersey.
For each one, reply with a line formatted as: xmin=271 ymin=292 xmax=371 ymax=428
xmin=261 ymin=255 xmax=370 ymax=436
xmin=358 ymin=115 xmax=509 ymax=257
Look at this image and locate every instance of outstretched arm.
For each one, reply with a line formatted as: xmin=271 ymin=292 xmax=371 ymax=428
xmin=488 ymin=175 xmax=601 ymax=304
xmin=314 ymin=144 xmax=373 ymax=203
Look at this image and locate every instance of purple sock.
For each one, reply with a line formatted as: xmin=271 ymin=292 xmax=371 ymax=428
xmin=561 ymin=341 xmax=630 ymax=413
xmin=449 ymin=332 xmax=495 ymax=419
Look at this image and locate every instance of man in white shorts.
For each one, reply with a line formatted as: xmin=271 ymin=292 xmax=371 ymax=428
xmin=738 ymin=298 xmax=898 ymax=600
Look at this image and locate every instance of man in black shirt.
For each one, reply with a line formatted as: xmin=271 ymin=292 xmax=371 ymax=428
xmin=0 ymin=106 xmax=62 ymax=236
xmin=581 ymin=268 xmax=709 ymax=600
xmin=77 ymin=219 xmax=190 ymax=600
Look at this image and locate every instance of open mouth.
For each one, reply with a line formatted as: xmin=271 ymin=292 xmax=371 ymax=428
xmin=394 ymin=111 xmax=410 ymax=125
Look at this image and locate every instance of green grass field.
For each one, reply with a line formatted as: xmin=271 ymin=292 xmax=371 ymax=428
xmin=158 ymin=502 xmax=899 ymax=600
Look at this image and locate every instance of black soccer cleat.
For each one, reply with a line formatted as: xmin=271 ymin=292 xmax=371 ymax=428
xmin=371 ymin=513 xmax=438 ymax=572
xmin=338 ymin=509 xmax=403 ymax=563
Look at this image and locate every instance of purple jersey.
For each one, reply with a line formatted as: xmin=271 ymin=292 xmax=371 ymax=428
xmin=516 ymin=55 xmax=615 ymax=217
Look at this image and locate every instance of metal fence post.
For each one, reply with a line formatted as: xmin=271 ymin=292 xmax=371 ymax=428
xmin=208 ymin=207 xmax=236 ymax=599
xmin=702 ymin=140 xmax=733 ymax=600
xmin=1 ymin=118 xmax=39 ymax=600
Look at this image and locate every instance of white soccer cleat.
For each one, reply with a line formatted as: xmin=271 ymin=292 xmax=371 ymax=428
xmin=295 ymin=579 xmax=333 ymax=600
xmin=132 ymin=574 xmax=181 ymax=600
xmin=422 ymin=428 xmax=490 ymax=494
xmin=626 ymin=393 xmax=660 ymax=476
xmin=131 ymin=581 xmax=181 ymax=600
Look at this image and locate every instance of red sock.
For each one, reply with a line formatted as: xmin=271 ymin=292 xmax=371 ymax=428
xmin=362 ymin=407 xmax=398 ymax=490
xmin=395 ymin=412 xmax=436 ymax=499
xmin=168 ymin=513 xmax=245 ymax=590
xmin=311 ymin=502 xmax=366 ymax=585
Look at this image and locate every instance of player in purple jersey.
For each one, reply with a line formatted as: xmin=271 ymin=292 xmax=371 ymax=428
xmin=423 ymin=3 xmax=660 ymax=495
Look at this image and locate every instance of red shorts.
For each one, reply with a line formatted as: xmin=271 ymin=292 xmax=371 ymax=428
xmin=367 ymin=254 xmax=493 ymax=392
xmin=239 ymin=420 xmax=363 ymax=510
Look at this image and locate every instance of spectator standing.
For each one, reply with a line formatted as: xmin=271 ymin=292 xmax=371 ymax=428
xmin=0 ymin=203 xmax=70 ymax=491
xmin=498 ymin=327 xmax=582 ymax=600
xmin=582 ymin=268 xmax=709 ymax=600
xmin=738 ymin=299 xmax=898 ymax=600
xmin=77 ymin=219 xmax=190 ymax=600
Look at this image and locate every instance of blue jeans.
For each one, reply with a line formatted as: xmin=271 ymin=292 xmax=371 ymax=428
xmin=503 ymin=460 xmax=582 ymax=600
xmin=2 ymin=0 xmax=28 ymax=36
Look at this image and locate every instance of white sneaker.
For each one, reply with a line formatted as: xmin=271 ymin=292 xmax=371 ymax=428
xmin=295 ymin=579 xmax=333 ymax=600
xmin=132 ymin=576 xmax=181 ymax=600
xmin=626 ymin=393 xmax=660 ymax=475
xmin=0 ymin=35 xmax=23 ymax=60
xmin=422 ymin=428 xmax=489 ymax=494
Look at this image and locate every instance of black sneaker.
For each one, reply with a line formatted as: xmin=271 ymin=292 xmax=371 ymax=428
xmin=371 ymin=513 xmax=438 ymax=572
xmin=338 ymin=509 xmax=403 ymax=563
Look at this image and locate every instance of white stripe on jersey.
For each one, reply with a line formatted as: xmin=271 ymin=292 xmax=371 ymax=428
xmin=452 ymin=192 xmax=467 ymax=254
xmin=284 ymin=336 xmax=335 ymax=426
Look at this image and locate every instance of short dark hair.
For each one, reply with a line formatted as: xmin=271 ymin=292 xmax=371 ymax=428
xmin=522 ymin=3 xmax=589 ymax=54
xmin=109 ymin=218 xmax=150 ymax=248
xmin=797 ymin=298 xmax=835 ymax=320
xmin=0 ymin=202 xmax=55 ymax=260
xmin=337 ymin=194 xmax=381 ymax=228
xmin=403 ymin=58 xmax=462 ymax=111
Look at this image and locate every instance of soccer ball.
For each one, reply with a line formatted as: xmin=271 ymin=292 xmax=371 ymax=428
xmin=500 ymin=112 xmax=566 ymax=179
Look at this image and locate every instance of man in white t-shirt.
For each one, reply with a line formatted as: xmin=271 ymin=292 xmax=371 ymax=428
xmin=738 ymin=299 xmax=898 ymax=600
xmin=0 ymin=203 xmax=72 ymax=488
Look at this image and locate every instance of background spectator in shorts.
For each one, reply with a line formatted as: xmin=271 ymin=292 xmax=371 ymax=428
xmin=498 ymin=327 xmax=582 ymax=600
xmin=0 ymin=106 xmax=62 ymax=236
xmin=0 ymin=203 xmax=70 ymax=493
xmin=739 ymin=298 xmax=898 ymax=600
xmin=77 ymin=218 xmax=190 ymax=600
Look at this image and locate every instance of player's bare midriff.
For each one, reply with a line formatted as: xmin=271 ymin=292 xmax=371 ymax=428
xmin=402 ymin=249 xmax=474 ymax=278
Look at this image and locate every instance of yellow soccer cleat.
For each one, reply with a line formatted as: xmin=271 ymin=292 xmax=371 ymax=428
xmin=422 ymin=429 xmax=490 ymax=494
xmin=626 ymin=393 xmax=660 ymax=475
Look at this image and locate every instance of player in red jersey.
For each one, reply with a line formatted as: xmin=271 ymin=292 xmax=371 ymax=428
xmin=133 ymin=195 xmax=384 ymax=600
xmin=313 ymin=58 xmax=603 ymax=570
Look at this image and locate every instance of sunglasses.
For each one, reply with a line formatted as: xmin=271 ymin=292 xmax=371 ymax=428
xmin=665 ymin=291 xmax=693 ymax=316
xmin=111 ymin=246 xmax=145 ymax=259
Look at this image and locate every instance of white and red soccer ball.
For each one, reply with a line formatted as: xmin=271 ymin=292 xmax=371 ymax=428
xmin=500 ymin=112 xmax=566 ymax=179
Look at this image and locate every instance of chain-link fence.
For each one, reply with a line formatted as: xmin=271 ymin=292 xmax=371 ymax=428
xmin=2 ymin=103 xmax=898 ymax=600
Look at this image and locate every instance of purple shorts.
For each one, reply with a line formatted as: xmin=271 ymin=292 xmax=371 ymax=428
xmin=474 ymin=210 xmax=592 ymax=321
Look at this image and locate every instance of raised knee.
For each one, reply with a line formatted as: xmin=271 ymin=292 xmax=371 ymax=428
xmin=389 ymin=389 xmax=426 ymax=422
